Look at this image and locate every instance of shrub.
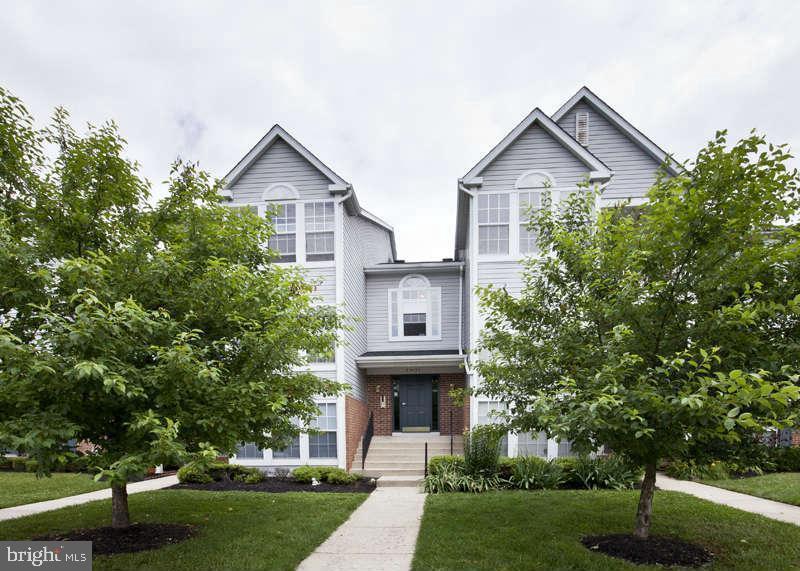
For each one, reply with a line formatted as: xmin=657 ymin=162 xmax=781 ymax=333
xmin=291 ymin=465 xmax=319 ymax=483
xmin=24 ymin=459 xmax=39 ymax=473
xmin=771 ymin=447 xmax=800 ymax=472
xmin=464 ymin=425 xmax=503 ymax=476
xmin=423 ymin=468 xmax=504 ymax=494
xmin=497 ymin=456 xmax=515 ymax=480
xmin=665 ymin=459 xmax=729 ymax=481
xmin=232 ymin=466 xmax=265 ymax=484
xmin=428 ymin=455 xmax=465 ymax=476
xmin=177 ymin=463 xmax=213 ymax=484
xmin=510 ymin=456 xmax=563 ymax=490
xmin=324 ymin=467 xmax=358 ymax=485
xmin=0 ymin=457 xmax=11 ymax=470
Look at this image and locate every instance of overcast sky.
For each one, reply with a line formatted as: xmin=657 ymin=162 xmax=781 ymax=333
xmin=3 ymin=1 xmax=799 ymax=260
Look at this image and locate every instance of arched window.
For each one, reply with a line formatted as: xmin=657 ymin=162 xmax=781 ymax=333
xmin=516 ymin=171 xmax=556 ymax=255
xmin=388 ymin=274 xmax=441 ymax=340
xmin=262 ymin=183 xmax=300 ymax=201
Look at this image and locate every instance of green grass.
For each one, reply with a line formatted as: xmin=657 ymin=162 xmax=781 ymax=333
xmin=0 ymin=489 xmax=367 ymax=570
xmin=413 ymin=490 xmax=800 ymax=571
xmin=703 ymin=472 xmax=800 ymax=506
xmin=0 ymin=472 xmax=108 ymax=508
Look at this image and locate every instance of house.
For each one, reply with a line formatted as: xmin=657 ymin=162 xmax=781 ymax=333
xmin=222 ymin=87 xmax=678 ymax=480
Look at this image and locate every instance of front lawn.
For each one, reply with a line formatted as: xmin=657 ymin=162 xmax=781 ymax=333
xmin=703 ymin=472 xmax=800 ymax=506
xmin=413 ymin=490 xmax=800 ymax=570
xmin=0 ymin=472 xmax=108 ymax=508
xmin=0 ymin=489 xmax=367 ymax=570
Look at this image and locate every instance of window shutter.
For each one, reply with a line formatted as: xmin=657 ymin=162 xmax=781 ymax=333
xmin=429 ymin=288 xmax=441 ymax=337
xmin=389 ymin=290 xmax=399 ymax=337
xmin=575 ymin=112 xmax=589 ymax=146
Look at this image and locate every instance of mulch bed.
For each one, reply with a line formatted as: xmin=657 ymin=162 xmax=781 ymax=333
xmin=582 ymin=533 xmax=713 ymax=567
xmin=170 ymin=476 xmax=376 ymax=494
xmin=34 ymin=523 xmax=197 ymax=555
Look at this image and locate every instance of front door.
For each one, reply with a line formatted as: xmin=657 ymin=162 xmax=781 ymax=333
xmin=399 ymin=377 xmax=433 ymax=431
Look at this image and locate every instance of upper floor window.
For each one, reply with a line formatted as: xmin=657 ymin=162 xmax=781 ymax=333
xmin=305 ymin=201 xmax=335 ymax=262
xmin=516 ymin=172 xmax=555 ymax=255
xmin=268 ymin=203 xmax=297 ymax=263
xmin=389 ymin=274 xmax=441 ymax=341
xmin=478 ymin=193 xmax=509 ymax=255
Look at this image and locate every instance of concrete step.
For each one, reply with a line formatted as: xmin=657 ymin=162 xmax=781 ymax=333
xmin=376 ymin=475 xmax=424 ymax=488
xmin=353 ymin=467 xmax=425 ymax=477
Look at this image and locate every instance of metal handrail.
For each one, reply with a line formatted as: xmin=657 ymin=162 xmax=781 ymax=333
xmin=424 ymin=441 xmax=428 ymax=477
xmin=449 ymin=409 xmax=454 ymax=455
xmin=361 ymin=412 xmax=374 ymax=470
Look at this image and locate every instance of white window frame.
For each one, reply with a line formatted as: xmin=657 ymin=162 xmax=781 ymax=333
xmin=267 ymin=201 xmax=298 ymax=263
xmin=304 ymin=200 xmax=335 ymax=262
xmin=228 ymin=198 xmax=336 ymax=267
xmin=388 ymin=274 xmax=442 ymax=341
xmin=230 ymin=398 xmax=339 ymax=466
xmin=477 ymin=193 xmax=510 ymax=256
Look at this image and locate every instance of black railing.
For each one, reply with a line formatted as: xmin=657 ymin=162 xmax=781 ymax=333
xmin=361 ymin=412 xmax=374 ymax=470
xmin=424 ymin=441 xmax=429 ymax=477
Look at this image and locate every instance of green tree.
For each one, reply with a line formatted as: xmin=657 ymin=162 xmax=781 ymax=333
xmin=476 ymin=132 xmax=800 ymax=538
xmin=0 ymin=87 xmax=343 ymax=528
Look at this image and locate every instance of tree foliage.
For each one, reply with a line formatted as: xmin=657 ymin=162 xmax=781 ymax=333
xmin=0 ymin=86 xmax=343 ymax=526
xmin=476 ymin=131 xmax=800 ymax=537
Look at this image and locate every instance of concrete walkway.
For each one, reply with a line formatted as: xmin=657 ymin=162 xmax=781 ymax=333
xmin=298 ymin=487 xmax=426 ymax=571
xmin=0 ymin=474 xmax=179 ymax=522
xmin=657 ymin=473 xmax=800 ymax=526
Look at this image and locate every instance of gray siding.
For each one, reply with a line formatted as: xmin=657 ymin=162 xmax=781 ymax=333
xmin=306 ymin=266 xmax=336 ymax=305
xmin=476 ymin=261 xmax=524 ymax=297
xmin=557 ymin=101 xmax=663 ymax=200
xmin=229 ymin=138 xmax=332 ymax=202
xmin=342 ymin=214 xmax=394 ymax=401
xmin=479 ymin=123 xmax=591 ymax=192
xmin=366 ymin=271 xmax=461 ymax=352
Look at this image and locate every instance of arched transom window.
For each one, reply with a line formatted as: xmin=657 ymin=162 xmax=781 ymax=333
xmin=389 ymin=274 xmax=441 ymax=340
xmin=516 ymin=171 xmax=556 ymax=255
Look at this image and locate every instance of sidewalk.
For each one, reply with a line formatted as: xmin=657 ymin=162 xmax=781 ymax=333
xmin=0 ymin=475 xmax=179 ymax=522
xmin=298 ymin=487 xmax=426 ymax=571
xmin=657 ymin=473 xmax=800 ymax=526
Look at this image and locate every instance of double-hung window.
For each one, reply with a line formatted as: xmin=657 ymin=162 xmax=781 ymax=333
xmin=309 ymin=403 xmax=337 ymax=458
xmin=518 ymin=191 xmax=543 ymax=254
xmin=477 ymin=401 xmax=509 ymax=456
xmin=389 ymin=275 xmax=441 ymax=340
xmin=235 ymin=442 xmax=264 ymax=460
xmin=272 ymin=435 xmax=301 ymax=459
xmin=478 ymin=193 xmax=509 ymax=255
xmin=305 ymin=201 xmax=335 ymax=261
xmin=268 ymin=203 xmax=297 ymax=263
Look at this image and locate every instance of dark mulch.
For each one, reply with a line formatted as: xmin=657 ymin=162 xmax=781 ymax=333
xmin=581 ymin=533 xmax=714 ymax=567
xmin=34 ymin=523 xmax=197 ymax=555
xmin=171 ymin=476 xmax=376 ymax=494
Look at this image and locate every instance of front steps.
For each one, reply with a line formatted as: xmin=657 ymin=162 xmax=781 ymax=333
xmin=352 ymin=434 xmax=463 ymax=487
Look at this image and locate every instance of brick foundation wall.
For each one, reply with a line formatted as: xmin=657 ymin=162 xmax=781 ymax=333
xmin=345 ymin=395 xmax=368 ymax=471
xmin=366 ymin=375 xmax=394 ymax=435
xmin=792 ymin=431 xmax=800 ymax=448
xmin=439 ymin=373 xmax=468 ymax=435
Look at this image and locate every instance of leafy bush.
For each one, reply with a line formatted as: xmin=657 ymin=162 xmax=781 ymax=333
xmin=510 ymin=457 xmax=563 ymax=490
xmin=291 ymin=465 xmax=358 ymax=485
xmin=497 ymin=456 xmax=515 ymax=480
xmin=232 ymin=466 xmax=265 ymax=484
xmin=423 ymin=468 xmax=505 ymax=493
xmin=291 ymin=465 xmax=319 ymax=484
xmin=464 ymin=425 xmax=503 ymax=476
xmin=428 ymin=455 xmax=465 ymax=476
xmin=177 ymin=463 xmax=213 ymax=484
xmin=560 ymin=455 xmax=641 ymax=490
xmin=665 ymin=459 xmax=730 ymax=481
xmin=770 ymin=447 xmax=800 ymax=472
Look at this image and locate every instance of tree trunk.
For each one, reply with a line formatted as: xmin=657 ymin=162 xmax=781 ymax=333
xmin=634 ymin=462 xmax=657 ymax=539
xmin=111 ymin=482 xmax=130 ymax=529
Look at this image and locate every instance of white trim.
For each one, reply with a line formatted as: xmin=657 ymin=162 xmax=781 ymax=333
xmin=515 ymin=170 xmax=556 ymax=189
xmin=552 ymin=86 xmax=681 ymax=176
xmin=462 ymin=108 xmax=612 ymax=181
xmin=398 ymin=274 xmax=431 ymax=288
xmin=223 ymin=124 xmax=348 ymax=189
xmin=333 ymin=190 xmax=347 ymax=469
xmin=387 ymin=286 xmax=443 ymax=342
xmin=262 ymin=182 xmax=300 ymax=201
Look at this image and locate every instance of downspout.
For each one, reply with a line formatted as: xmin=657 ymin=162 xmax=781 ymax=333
xmin=333 ymin=186 xmax=351 ymax=470
xmin=458 ymin=182 xmax=478 ymax=376
xmin=457 ymin=263 xmax=463 ymax=356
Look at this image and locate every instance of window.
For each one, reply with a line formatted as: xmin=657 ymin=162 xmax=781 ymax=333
xmin=229 ymin=204 xmax=259 ymax=216
xmin=477 ymin=401 xmax=508 ymax=456
xmin=389 ymin=275 xmax=441 ymax=340
xmin=478 ymin=193 xmax=509 ymax=254
xmin=235 ymin=442 xmax=264 ymax=459
xmin=518 ymin=431 xmax=548 ymax=458
xmin=309 ymin=403 xmax=337 ymax=458
xmin=305 ymin=201 xmax=334 ymax=262
xmin=272 ymin=435 xmax=301 ymax=459
xmin=518 ymin=191 xmax=542 ymax=254
xmin=268 ymin=203 xmax=296 ymax=263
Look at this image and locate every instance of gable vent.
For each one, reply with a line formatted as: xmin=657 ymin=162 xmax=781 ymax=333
xmin=575 ymin=111 xmax=589 ymax=146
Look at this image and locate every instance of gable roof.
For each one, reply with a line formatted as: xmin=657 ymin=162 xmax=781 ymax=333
xmin=461 ymin=108 xmax=613 ymax=182
xmin=552 ymin=86 xmax=681 ymax=176
xmin=222 ymin=124 xmax=349 ymax=189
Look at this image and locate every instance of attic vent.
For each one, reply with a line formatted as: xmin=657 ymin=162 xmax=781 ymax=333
xmin=575 ymin=111 xmax=589 ymax=146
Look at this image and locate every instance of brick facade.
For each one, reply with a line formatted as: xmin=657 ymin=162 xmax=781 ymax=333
xmin=344 ymin=395 xmax=368 ymax=470
xmin=439 ymin=372 xmax=467 ymax=435
xmin=366 ymin=373 xmax=468 ymax=437
xmin=366 ymin=375 xmax=394 ymax=436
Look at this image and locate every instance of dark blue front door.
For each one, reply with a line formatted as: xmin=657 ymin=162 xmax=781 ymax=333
xmin=399 ymin=377 xmax=433 ymax=431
